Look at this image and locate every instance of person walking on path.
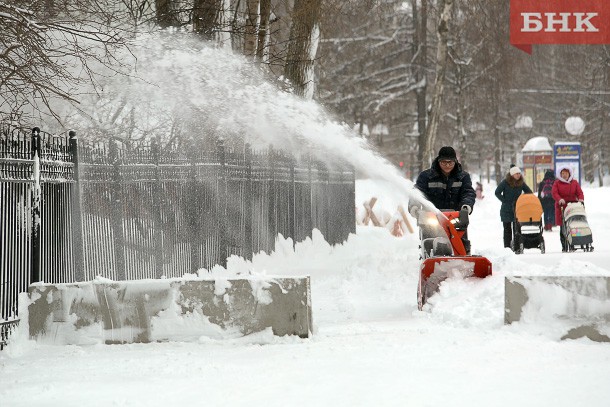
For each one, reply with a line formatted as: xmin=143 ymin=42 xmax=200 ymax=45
xmin=475 ymin=182 xmax=484 ymax=200
xmin=552 ymin=167 xmax=584 ymax=252
xmin=537 ymin=170 xmax=556 ymax=231
xmin=495 ymin=166 xmax=533 ymax=249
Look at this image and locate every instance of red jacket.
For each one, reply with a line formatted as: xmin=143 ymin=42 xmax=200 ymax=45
xmin=551 ymin=169 xmax=584 ymax=225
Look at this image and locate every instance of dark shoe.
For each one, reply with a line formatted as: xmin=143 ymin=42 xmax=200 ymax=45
xmin=463 ymin=239 xmax=471 ymax=255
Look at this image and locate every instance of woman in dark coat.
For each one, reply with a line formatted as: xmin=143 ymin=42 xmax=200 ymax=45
xmin=495 ymin=166 xmax=533 ymax=248
xmin=537 ymin=170 xmax=556 ymax=231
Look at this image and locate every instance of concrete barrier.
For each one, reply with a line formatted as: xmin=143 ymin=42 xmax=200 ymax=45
xmin=505 ymin=276 xmax=610 ymax=342
xmin=27 ymin=277 xmax=312 ymax=345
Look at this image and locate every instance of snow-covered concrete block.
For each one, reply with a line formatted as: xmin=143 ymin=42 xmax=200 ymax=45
xmin=26 ymin=277 xmax=312 ymax=345
xmin=504 ymin=276 xmax=610 ymax=342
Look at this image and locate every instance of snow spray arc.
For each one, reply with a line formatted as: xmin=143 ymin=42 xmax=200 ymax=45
xmin=66 ymin=32 xmax=420 ymax=206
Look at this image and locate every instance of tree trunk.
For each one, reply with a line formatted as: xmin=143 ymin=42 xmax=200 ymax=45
xmin=492 ymin=80 xmax=502 ymax=185
xmin=284 ymin=0 xmax=322 ymax=99
xmin=244 ymin=0 xmax=259 ymax=56
xmin=412 ymin=0 xmax=428 ymax=174
xmin=156 ymin=0 xmax=179 ymax=28
xmin=256 ymin=0 xmax=271 ymax=62
xmin=423 ymin=0 xmax=453 ymax=166
xmin=455 ymin=62 xmax=467 ymax=170
xmin=193 ymin=0 xmax=223 ymax=40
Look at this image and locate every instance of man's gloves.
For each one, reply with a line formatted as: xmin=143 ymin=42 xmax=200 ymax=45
xmin=559 ymin=199 xmax=566 ymax=206
xmin=457 ymin=205 xmax=470 ymax=230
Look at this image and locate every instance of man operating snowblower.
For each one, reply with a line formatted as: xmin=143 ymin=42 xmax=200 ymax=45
xmin=408 ymin=146 xmax=490 ymax=310
xmin=409 ymin=146 xmax=476 ymax=254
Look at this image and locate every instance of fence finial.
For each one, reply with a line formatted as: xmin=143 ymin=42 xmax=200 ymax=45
xmin=31 ymin=127 xmax=41 ymax=158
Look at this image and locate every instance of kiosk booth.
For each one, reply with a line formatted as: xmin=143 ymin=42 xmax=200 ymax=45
xmin=522 ymin=137 xmax=553 ymax=193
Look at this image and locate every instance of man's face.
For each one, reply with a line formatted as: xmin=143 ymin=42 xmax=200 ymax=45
xmin=439 ymin=159 xmax=455 ymax=175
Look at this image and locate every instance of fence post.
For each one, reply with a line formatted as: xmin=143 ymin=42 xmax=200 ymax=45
xmin=151 ymin=138 xmax=164 ymax=278
xmin=109 ymin=140 xmax=126 ymax=280
xmin=307 ymin=153 xmax=313 ymax=239
xmin=30 ymin=127 xmax=41 ymax=283
xmin=289 ymin=156 xmax=296 ymax=242
xmin=244 ymin=144 xmax=253 ymax=259
xmin=268 ymin=145 xmax=276 ymax=247
xmin=217 ymin=138 xmax=228 ymax=267
xmin=187 ymin=146 xmax=201 ymax=272
xmin=323 ymin=162 xmax=330 ymax=241
xmin=68 ymin=131 xmax=85 ymax=282
xmin=348 ymin=166 xmax=356 ymax=236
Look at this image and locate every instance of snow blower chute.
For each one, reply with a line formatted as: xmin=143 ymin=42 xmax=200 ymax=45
xmin=415 ymin=208 xmax=492 ymax=310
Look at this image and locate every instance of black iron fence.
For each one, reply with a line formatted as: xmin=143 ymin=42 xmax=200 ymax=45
xmin=0 ymin=125 xmax=355 ymax=348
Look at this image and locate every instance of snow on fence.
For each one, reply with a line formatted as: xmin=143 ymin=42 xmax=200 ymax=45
xmin=0 ymin=125 xmax=355 ymax=346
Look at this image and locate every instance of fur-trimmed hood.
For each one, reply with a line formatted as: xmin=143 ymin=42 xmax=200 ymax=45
xmin=558 ymin=167 xmax=573 ymax=183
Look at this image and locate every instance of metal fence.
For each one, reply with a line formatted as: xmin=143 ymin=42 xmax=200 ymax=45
xmin=0 ymin=125 xmax=355 ymax=348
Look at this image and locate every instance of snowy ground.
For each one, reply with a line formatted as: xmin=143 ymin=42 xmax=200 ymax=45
xmin=1 ymin=179 xmax=610 ymax=407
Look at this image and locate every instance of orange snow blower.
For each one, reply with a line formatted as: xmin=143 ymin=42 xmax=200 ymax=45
xmin=416 ymin=209 xmax=492 ymax=310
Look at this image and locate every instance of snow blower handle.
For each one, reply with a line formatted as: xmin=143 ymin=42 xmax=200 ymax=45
xmin=455 ymin=206 xmax=470 ymax=231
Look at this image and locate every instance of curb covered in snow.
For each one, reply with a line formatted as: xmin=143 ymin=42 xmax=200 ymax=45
xmin=505 ymin=276 xmax=610 ymax=342
xmin=26 ymin=277 xmax=312 ymax=345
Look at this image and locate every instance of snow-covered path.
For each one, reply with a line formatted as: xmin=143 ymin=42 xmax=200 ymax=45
xmin=1 ymin=181 xmax=610 ymax=407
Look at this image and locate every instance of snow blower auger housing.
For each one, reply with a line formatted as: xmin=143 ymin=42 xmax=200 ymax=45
xmin=416 ymin=209 xmax=492 ymax=310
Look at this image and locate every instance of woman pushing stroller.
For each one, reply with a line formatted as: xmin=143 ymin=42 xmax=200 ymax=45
xmin=552 ymin=167 xmax=584 ymax=252
xmin=495 ymin=166 xmax=532 ymax=249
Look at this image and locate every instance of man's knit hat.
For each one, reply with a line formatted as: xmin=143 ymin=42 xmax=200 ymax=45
xmin=437 ymin=146 xmax=457 ymax=161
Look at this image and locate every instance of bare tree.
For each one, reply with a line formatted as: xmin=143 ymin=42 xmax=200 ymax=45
xmin=0 ymin=1 xmax=132 ymax=124
xmin=284 ymin=0 xmax=322 ymax=98
xmin=193 ymin=0 xmax=223 ymax=39
xmin=243 ymin=0 xmax=260 ymax=56
xmin=412 ymin=0 xmax=428 ymax=173
xmin=256 ymin=0 xmax=272 ymax=62
xmin=316 ymin=1 xmax=419 ymax=147
xmin=422 ymin=0 xmax=453 ymax=166
xmin=156 ymin=0 xmax=181 ymax=28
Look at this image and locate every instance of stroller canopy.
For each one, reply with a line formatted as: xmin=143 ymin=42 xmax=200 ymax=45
xmin=515 ymin=194 xmax=543 ymax=223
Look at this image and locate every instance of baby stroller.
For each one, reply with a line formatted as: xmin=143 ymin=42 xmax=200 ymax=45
xmin=561 ymin=202 xmax=594 ymax=252
xmin=512 ymin=194 xmax=545 ymax=254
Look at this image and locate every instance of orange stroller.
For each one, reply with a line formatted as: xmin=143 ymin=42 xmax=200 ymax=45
xmin=513 ymin=194 xmax=545 ymax=254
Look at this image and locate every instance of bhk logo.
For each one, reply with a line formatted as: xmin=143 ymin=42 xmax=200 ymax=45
xmin=510 ymin=0 xmax=610 ymax=53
